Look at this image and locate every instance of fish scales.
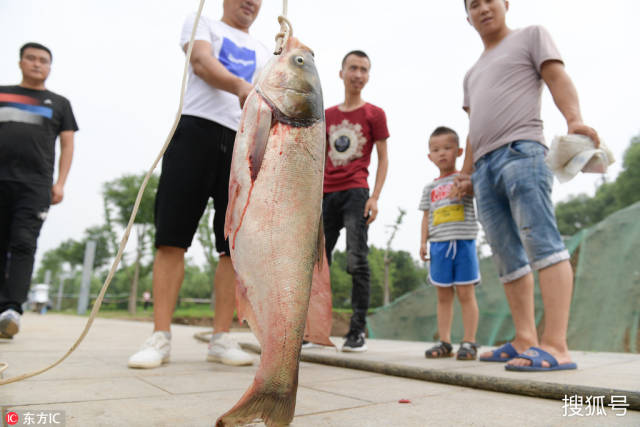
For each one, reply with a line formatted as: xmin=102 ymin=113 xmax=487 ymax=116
xmin=218 ymin=34 xmax=325 ymax=427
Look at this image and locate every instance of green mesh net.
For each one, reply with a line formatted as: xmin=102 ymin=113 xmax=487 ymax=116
xmin=368 ymin=201 xmax=640 ymax=353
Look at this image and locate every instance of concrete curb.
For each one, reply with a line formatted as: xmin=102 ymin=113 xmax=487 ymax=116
xmin=238 ymin=342 xmax=640 ymax=411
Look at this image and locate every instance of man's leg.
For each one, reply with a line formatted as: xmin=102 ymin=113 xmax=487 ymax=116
xmin=502 ymin=273 xmax=538 ymax=352
xmin=344 ymin=189 xmax=370 ymax=335
xmin=0 ymin=182 xmax=49 ymax=315
xmin=130 ymin=116 xmax=218 ymax=368
xmin=0 ymin=182 xmax=11 ymax=310
xmin=472 ymin=151 xmax=535 ymax=360
xmin=152 ymin=246 xmax=186 ymax=332
xmin=502 ymin=141 xmax=573 ymax=367
xmin=322 ymin=192 xmax=343 ymax=266
xmin=212 ymin=255 xmax=235 ymax=333
xmin=507 ymin=260 xmax=573 ymax=367
xmin=205 ymin=122 xmax=254 ymax=366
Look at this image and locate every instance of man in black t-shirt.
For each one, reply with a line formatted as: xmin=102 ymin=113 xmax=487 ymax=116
xmin=0 ymin=42 xmax=78 ymax=339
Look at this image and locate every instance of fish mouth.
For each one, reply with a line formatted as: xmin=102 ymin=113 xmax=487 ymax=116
xmin=284 ymin=87 xmax=310 ymax=95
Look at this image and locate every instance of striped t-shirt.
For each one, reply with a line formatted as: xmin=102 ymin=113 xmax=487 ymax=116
xmin=418 ymin=172 xmax=478 ymax=242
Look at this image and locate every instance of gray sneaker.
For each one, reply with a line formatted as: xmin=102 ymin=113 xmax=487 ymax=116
xmin=0 ymin=309 xmax=21 ymax=339
xmin=128 ymin=331 xmax=171 ymax=369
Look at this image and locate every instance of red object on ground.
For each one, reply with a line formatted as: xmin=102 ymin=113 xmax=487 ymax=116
xmin=398 ymin=399 xmax=411 ymax=404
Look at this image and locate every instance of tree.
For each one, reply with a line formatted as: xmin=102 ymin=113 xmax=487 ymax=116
xmin=103 ymin=172 xmax=159 ymax=315
xmin=613 ymin=135 xmax=640 ymax=208
xmin=328 ymin=246 xmax=427 ymax=309
xmin=196 ymin=200 xmax=218 ymax=309
xmin=329 ymin=251 xmax=351 ymax=309
xmin=388 ymin=250 xmax=426 ymax=300
xmin=383 ymin=208 xmax=406 ymax=305
xmin=35 ymin=225 xmax=112 ymax=288
xmin=555 ymin=135 xmax=640 ymax=235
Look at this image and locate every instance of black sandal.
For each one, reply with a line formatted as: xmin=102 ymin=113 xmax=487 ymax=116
xmin=425 ymin=341 xmax=453 ymax=358
xmin=456 ymin=341 xmax=478 ymax=360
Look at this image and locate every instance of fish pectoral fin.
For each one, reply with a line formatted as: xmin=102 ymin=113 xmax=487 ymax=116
xmin=225 ymin=91 xmax=273 ymax=242
xmin=248 ymin=94 xmax=275 ymax=182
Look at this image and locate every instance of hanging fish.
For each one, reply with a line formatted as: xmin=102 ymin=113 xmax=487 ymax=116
xmin=218 ymin=30 xmax=326 ymax=426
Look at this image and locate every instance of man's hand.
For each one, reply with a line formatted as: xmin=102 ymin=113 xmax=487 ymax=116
xmin=364 ymin=197 xmax=378 ymax=225
xmin=236 ymin=80 xmax=253 ymax=109
xmin=51 ymin=183 xmax=64 ymax=205
xmin=420 ymin=243 xmax=430 ymax=262
xmin=568 ymin=121 xmax=600 ymax=148
xmin=450 ymin=173 xmax=473 ymax=200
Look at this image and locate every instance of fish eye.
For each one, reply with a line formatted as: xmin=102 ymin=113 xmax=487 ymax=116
xmin=295 ymin=56 xmax=304 ymax=66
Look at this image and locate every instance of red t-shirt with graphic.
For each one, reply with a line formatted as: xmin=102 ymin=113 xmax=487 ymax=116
xmin=324 ymin=103 xmax=389 ymax=194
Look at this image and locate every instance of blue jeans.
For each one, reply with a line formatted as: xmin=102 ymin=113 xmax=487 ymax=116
xmin=323 ymin=188 xmax=370 ymax=333
xmin=472 ymin=141 xmax=569 ymax=283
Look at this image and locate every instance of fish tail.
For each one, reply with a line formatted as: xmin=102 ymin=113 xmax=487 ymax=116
xmin=215 ymin=379 xmax=297 ymax=427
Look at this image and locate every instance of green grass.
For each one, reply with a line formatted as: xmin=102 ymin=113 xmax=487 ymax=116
xmin=55 ymin=304 xmax=359 ymax=319
xmin=58 ymin=303 xmax=215 ymax=319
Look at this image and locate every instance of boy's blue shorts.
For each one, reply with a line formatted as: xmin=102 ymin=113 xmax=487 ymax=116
xmin=428 ymin=240 xmax=480 ymax=287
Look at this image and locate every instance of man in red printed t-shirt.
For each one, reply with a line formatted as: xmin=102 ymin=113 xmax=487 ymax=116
xmin=322 ymin=50 xmax=389 ymax=353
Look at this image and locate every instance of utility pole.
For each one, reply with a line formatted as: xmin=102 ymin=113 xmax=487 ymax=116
xmin=77 ymin=241 xmax=96 ymax=315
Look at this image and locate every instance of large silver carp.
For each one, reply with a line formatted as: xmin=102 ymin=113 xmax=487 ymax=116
xmin=218 ymin=34 xmax=325 ymax=427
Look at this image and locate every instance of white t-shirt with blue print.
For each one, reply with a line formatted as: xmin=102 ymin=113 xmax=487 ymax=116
xmin=180 ymin=13 xmax=271 ymax=131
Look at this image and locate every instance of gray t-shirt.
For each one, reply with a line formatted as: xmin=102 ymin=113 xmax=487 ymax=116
xmin=419 ymin=173 xmax=478 ymax=242
xmin=463 ymin=26 xmax=562 ymax=163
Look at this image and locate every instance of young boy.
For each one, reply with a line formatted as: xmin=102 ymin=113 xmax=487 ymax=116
xmin=419 ymin=127 xmax=480 ymax=360
xmin=455 ymin=0 xmax=600 ymax=371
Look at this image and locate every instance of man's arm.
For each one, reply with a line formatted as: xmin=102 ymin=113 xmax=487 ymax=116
xmin=364 ymin=139 xmax=388 ymax=225
xmin=51 ymin=130 xmax=74 ymax=205
xmin=186 ymin=40 xmax=253 ymax=107
xmin=541 ymin=60 xmax=600 ymax=146
xmin=419 ymin=210 xmax=430 ymax=262
xmin=451 ymin=108 xmax=474 ymax=199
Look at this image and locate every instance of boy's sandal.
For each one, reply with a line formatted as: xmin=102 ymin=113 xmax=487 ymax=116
xmin=425 ymin=341 xmax=453 ymax=358
xmin=456 ymin=341 xmax=478 ymax=360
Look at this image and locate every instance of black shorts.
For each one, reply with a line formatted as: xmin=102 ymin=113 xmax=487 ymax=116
xmin=154 ymin=115 xmax=235 ymax=254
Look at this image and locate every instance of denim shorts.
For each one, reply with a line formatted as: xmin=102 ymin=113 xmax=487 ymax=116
xmin=428 ymin=240 xmax=480 ymax=287
xmin=472 ymin=141 xmax=569 ymax=283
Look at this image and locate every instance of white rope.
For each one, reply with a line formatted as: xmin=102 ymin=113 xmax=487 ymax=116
xmin=274 ymin=0 xmax=292 ymax=55
xmin=0 ymin=0 xmax=206 ymax=386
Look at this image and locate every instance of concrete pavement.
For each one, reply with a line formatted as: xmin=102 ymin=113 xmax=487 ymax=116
xmin=0 ymin=313 xmax=638 ymax=426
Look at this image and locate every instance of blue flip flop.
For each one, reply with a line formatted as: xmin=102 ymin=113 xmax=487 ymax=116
xmin=479 ymin=342 xmax=519 ymax=362
xmin=505 ymin=346 xmax=577 ymax=372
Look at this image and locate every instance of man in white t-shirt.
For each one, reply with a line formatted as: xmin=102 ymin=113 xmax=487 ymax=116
xmin=128 ymin=0 xmax=270 ymax=369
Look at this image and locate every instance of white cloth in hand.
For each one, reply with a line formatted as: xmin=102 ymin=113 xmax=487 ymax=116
xmin=546 ymin=134 xmax=615 ymax=183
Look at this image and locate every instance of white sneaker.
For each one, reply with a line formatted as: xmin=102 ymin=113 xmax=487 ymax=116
xmin=301 ymin=340 xmax=323 ymax=350
xmin=128 ymin=331 xmax=171 ymax=369
xmin=0 ymin=309 xmax=21 ymax=339
xmin=206 ymin=332 xmax=254 ymax=366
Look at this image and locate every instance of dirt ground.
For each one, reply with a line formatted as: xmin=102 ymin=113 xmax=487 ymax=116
xmin=118 ymin=311 xmax=353 ymax=337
